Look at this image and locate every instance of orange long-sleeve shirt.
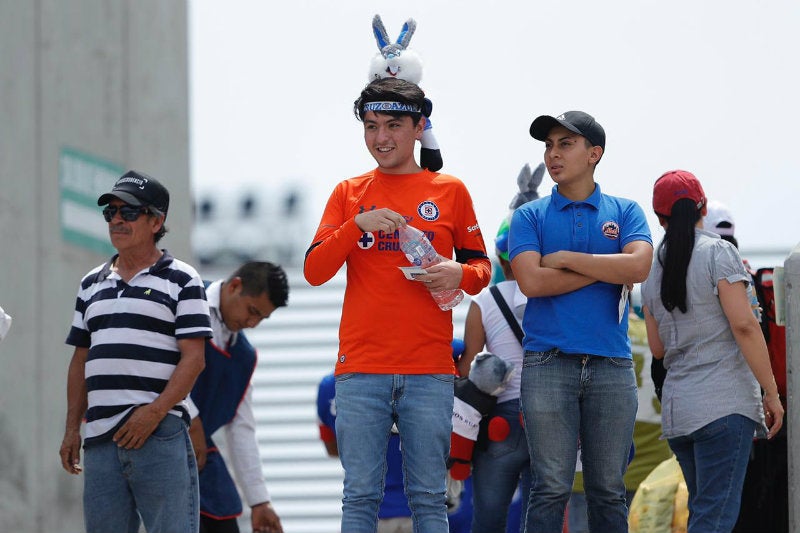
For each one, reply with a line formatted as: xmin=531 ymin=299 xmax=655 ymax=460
xmin=304 ymin=168 xmax=491 ymax=375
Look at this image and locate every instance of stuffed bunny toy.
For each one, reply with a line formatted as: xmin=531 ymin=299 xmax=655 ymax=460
xmin=369 ymin=14 xmax=443 ymax=172
xmin=509 ymin=162 xmax=546 ymax=211
xmin=448 ymin=352 xmax=514 ymax=480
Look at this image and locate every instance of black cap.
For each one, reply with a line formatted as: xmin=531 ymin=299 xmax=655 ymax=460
xmin=97 ymin=170 xmax=170 ymax=216
xmin=529 ymin=111 xmax=606 ymax=149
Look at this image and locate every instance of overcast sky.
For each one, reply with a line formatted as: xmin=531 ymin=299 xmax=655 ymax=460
xmin=190 ymin=0 xmax=800 ymax=262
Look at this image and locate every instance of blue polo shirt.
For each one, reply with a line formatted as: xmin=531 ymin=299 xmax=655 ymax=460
xmin=508 ymin=183 xmax=651 ymax=357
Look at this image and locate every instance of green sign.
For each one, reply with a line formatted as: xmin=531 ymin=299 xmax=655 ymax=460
xmin=59 ymin=147 xmax=124 ymax=255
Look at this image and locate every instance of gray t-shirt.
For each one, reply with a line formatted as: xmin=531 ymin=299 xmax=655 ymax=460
xmin=642 ymin=229 xmax=764 ymax=439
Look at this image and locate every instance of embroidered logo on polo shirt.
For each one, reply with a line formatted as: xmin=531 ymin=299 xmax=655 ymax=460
xmin=417 ymin=201 xmax=440 ymax=221
xmin=602 ymin=221 xmax=620 ymax=240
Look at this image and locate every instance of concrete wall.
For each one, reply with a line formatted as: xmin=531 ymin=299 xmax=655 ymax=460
xmin=0 ymin=1 xmax=190 ymax=531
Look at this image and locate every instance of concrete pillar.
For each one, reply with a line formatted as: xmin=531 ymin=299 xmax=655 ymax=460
xmin=784 ymin=245 xmax=800 ymax=532
xmin=0 ymin=2 xmax=190 ymax=531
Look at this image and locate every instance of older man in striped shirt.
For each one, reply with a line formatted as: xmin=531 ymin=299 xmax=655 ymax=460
xmin=59 ymin=170 xmax=212 ymax=533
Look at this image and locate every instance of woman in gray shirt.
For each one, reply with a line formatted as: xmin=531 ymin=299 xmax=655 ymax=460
xmin=641 ymin=170 xmax=783 ymax=533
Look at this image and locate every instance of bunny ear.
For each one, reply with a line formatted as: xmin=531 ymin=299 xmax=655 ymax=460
xmin=372 ymin=14 xmax=391 ymax=51
xmin=395 ymin=18 xmax=417 ymax=49
xmin=530 ymin=162 xmax=546 ymax=189
xmin=517 ymin=163 xmax=533 ymax=193
xmin=509 ymin=163 xmax=546 ymax=210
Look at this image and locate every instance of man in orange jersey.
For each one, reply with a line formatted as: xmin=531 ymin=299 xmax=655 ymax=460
xmin=304 ymin=77 xmax=491 ymax=532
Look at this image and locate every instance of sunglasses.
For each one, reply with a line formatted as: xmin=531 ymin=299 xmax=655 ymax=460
xmin=102 ymin=205 xmax=152 ymax=222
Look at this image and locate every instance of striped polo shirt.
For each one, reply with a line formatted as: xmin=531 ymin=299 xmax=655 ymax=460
xmin=66 ymin=250 xmax=212 ymax=444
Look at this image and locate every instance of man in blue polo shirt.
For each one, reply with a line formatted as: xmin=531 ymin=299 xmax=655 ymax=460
xmin=509 ymin=111 xmax=653 ymax=533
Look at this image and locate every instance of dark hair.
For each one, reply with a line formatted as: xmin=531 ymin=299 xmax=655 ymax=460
xmin=720 ymin=234 xmax=739 ymax=249
xmin=657 ymin=198 xmax=702 ymax=313
xmin=150 ymin=207 xmax=168 ymax=243
xmin=228 ymin=261 xmax=289 ymax=308
xmin=582 ymin=137 xmax=604 ymax=166
xmin=353 ymin=78 xmax=429 ymax=125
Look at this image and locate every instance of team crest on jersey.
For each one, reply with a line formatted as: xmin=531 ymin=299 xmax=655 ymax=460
xmin=418 ymin=201 xmax=440 ymax=221
xmin=602 ymin=221 xmax=620 ymax=240
xmin=358 ymin=232 xmax=376 ymax=249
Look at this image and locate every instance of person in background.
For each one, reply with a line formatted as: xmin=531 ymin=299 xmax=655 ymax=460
xmin=60 ymin=171 xmax=211 ymax=533
xmin=652 ymin=199 xmax=763 ymax=403
xmin=510 ymin=111 xmax=653 ymax=532
xmin=187 ymin=261 xmax=288 ymax=533
xmin=641 ymin=169 xmax=783 ymax=532
xmin=458 ymin=219 xmax=531 ymax=533
xmin=703 ymin=200 xmax=738 ymax=248
xmin=703 ymin=200 xmax=760 ymax=319
xmin=303 ymin=77 xmax=491 ymax=531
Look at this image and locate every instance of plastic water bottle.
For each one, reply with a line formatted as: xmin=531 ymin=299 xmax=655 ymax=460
xmin=397 ymin=224 xmax=464 ymax=311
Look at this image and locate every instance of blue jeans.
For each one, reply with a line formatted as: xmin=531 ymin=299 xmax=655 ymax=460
xmin=335 ymin=373 xmax=454 ymax=533
xmin=471 ymin=399 xmax=531 ymax=533
xmin=567 ymin=490 xmax=635 ymax=533
xmin=668 ymin=414 xmax=757 ymax=533
xmin=83 ymin=414 xmax=199 ymax=533
xmin=520 ymin=350 xmax=637 ymax=533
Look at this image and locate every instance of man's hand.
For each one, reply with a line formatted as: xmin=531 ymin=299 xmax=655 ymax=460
xmin=59 ymin=428 xmax=83 ymax=474
xmin=61 ymin=347 xmax=88 ymax=474
xmin=251 ymin=501 xmax=283 ymax=533
xmin=188 ymin=417 xmax=208 ymax=471
xmin=540 ymin=251 xmax=570 ymax=270
xmin=413 ymin=257 xmax=463 ymax=292
xmin=113 ymin=403 xmax=165 ymax=450
xmin=354 ymin=207 xmax=406 ymax=234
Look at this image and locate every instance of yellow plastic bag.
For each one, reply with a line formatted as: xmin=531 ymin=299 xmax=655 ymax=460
xmin=671 ymin=479 xmax=688 ymax=533
xmin=629 ymin=455 xmax=689 ymax=533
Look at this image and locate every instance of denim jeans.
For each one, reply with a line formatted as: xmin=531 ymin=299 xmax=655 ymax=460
xmin=668 ymin=414 xmax=757 ymax=533
xmin=471 ymin=399 xmax=531 ymax=533
xmin=335 ymin=373 xmax=454 ymax=533
xmin=520 ymin=350 xmax=637 ymax=533
xmin=83 ymin=414 xmax=199 ymax=533
xmin=567 ymin=490 xmax=635 ymax=533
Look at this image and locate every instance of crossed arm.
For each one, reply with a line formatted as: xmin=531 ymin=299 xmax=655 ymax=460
xmin=511 ymin=240 xmax=653 ymax=298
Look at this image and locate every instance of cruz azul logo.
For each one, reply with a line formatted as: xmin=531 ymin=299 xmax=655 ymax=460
xmin=417 ymin=200 xmax=440 ymax=221
xmin=602 ymin=221 xmax=620 ymax=240
xmin=358 ymin=232 xmax=376 ymax=250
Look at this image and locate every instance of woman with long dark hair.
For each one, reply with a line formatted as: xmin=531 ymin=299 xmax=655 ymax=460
xmin=641 ymin=170 xmax=783 ymax=532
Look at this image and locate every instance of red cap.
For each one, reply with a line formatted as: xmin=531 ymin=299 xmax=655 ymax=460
xmin=652 ymin=170 xmax=706 ymax=217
